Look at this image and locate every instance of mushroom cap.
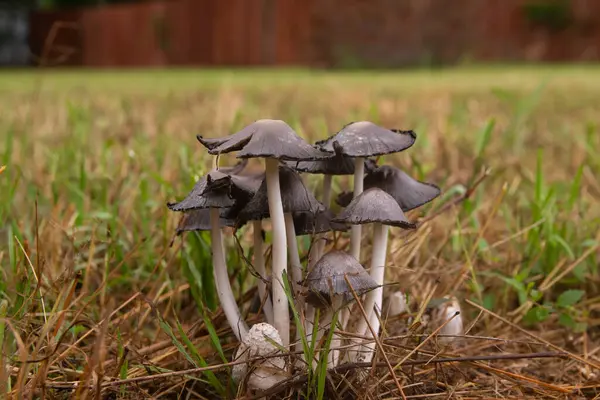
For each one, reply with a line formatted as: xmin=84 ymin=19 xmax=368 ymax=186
xmin=232 ymin=323 xmax=287 ymax=386
xmin=237 ymin=165 xmax=325 ymax=223
xmin=333 ymin=187 xmax=416 ymax=229
xmin=293 ymin=209 xmax=349 ymax=236
xmin=198 ymin=119 xmax=333 ymax=161
xmin=315 ymin=121 xmax=416 ymax=158
xmin=336 ymin=165 xmax=441 ymax=211
xmin=302 ymin=250 xmax=379 ymax=308
xmin=284 ymin=143 xmax=380 ymax=175
xmin=175 ymin=208 xmax=236 ymax=235
xmin=167 ymin=169 xmax=258 ymax=212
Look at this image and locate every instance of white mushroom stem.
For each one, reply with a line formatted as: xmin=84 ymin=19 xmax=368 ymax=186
xmin=253 ymin=220 xmax=273 ymax=325
xmin=210 ymin=207 xmax=248 ymax=341
xmin=329 ymin=296 xmax=344 ymax=367
xmin=351 ymin=222 xmax=388 ymax=362
xmin=315 ymin=297 xmax=343 ymax=367
xmin=264 ymin=158 xmax=290 ymax=346
xmin=284 ymin=213 xmax=303 ymax=286
xmin=284 ymin=213 xmax=304 ymax=356
xmin=349 ymin=158 xmax=364 ymax=261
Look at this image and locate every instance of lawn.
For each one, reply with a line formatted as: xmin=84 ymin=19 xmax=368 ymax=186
xmin=0 ymin=66 xmax=599 ymax=398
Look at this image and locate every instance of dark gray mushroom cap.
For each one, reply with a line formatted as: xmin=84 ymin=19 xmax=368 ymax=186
xmin=293 ymin=209 xmax=349 ymax=236
xmin=167 ymin=169 xmax=258 ymax=212
xmin=333 ymin=187 xmax=416 ymax=229
xmin=237 ymin=165 xmax=325 ymax=222
xmin=285 ymin=142 xmax=380 ymax=175
xmin=197 ymin=119 xmax=333 ymax=161
xmin=302 ymin=250 xmax=379 ymax=308
xmin=336 ymin=165 xmax=441 ymax=211
xmin=175 ymin=208 xmax=236 ymax=235
xmin=315 ymin=121 xmax=416 ymax=158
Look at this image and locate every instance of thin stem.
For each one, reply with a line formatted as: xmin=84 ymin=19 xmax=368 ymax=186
xmin=350 ymin=222 xmax=388 ymax=362
xmin=349 ymin=158 xmax=364 ymax=261
xmin=210 ymin=207 xmax=248 ymax=341
xmin=253 ymin=220 xmax=273 ymax=324
xmin=303 ymin=245 xmax=319 ymax=356
xmin=284 ymin=213 xmax=303 ymax=285
xmin=329 ymin=296 xmax=344 ymax=367
xmin=285 ymin=212 xmax=304 ymax=357
xmin=264 ymin=158 xmax=289 ymax=346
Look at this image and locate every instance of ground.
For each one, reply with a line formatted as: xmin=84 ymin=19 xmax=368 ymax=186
xmin=0 ymin=66 xmax=599 ymax=399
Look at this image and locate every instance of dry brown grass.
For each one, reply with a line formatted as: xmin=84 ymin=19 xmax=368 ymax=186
xmin=0 ymin=67 xmax=599 ymax=399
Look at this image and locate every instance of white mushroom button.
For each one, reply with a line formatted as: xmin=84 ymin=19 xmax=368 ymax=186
xmin=232 ymin=323 xmax=289 ymax=392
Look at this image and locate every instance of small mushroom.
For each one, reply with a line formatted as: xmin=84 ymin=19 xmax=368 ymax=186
xmin=197 ymin=119 xmax=333 ymax=346
xmin=429 ymin=296 xmax=464 ymax=346
xmin=290 ymin=209 xmax=349 ymax=355
xmin=336 ymin=164 xmax=441 ymax=211
xmin=332 ymin=187 xmax=416 ymax=362
xmin=168 ymin=169 xmax=258 ymax=341
xmin=232 ymin=323 xmax=289 ymax=393
xmin=388 ymin=291 xmax=408 ymax=317
xmin=302 ymin=250 xmax=379 ymax=367
xmin=315 ymin=121 xmax=416 ymax=262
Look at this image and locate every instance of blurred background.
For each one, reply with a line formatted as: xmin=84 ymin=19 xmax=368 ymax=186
xmin=0 ymin=0 xmax=599 ymax=68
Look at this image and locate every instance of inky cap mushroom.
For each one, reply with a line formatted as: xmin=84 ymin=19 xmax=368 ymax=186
xmin=315 ymin=121 xmax=416 ymax=158
xmin=232 ymin=322 xmax=289 ymax=391
xmin=198 ymin=119 xmax=333 ymax=161
xmin=336 ymin=165 xmax=441 ymax=211
xmin=302 ymin=250 xmax=379 ymax=308
xmin=333 ymin=187 xmax=416 ymax=229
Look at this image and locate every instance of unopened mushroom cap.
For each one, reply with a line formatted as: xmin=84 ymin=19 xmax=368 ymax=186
xmin=285 ymin=142 xmax=380 ymax=175
xmin=175 ymin=208 xmax=236 ymax=235
xmin=198 ymin=119 xmax=333 ymax=161
xmin=336 ymin=165 xmax=441 ymax=211
xmin=232 ymin=323 xmax=286 ymax=385
xmin=237 ymin=165 xmax=325 ymax=223
xmin=315 ymin=121 xmax=416 ymax=158
xmin=333 ymin=187 xmax=416 ymax=229
xmin=302 ymin=250 xmax=379 ymax=308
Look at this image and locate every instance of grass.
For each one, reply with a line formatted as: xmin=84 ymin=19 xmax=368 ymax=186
xmin=0 ymin=65 xmax=599 ymax=399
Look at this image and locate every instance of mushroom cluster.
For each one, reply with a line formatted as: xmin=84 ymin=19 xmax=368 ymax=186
xmin=168 ymin=119 xmax=448 ymax=392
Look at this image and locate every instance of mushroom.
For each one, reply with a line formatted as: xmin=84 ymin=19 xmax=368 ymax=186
xmin=336 ymin=164 xmax=441 ymax=211
xmin=429 ymin=296 xmax=464 ymax=346
xmin=168 ymin=169 xmax=258 ymax=341
xmin=197 ymin=120 xmax=333 ymax=346
xmin=302 ymin=250 xmax=379 ymax=367
xmin=289 ymin=209 xmax=349 ymax=357
xmin=315 ymin=122 xmax=416 ymax=262
xmin=236 ymin=165 xmax=326 ymax=347
xmin=332 ymin=187 xmax=416 ymax=362
xmin=232 ymin=322 xmax=289 ymax=393
xmin=286 ymin=145 xmax=378 ymax=261
xmin=388 ymin=291 xmax=408 ymax=317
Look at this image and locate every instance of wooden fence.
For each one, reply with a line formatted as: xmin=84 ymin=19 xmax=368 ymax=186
xmin=28 ymin=0 xmax=600 ymax=67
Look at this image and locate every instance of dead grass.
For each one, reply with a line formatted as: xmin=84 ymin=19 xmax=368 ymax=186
xmin=0 ymin=67 xmax=599 ymax=399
